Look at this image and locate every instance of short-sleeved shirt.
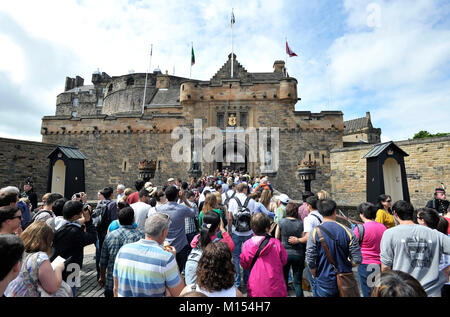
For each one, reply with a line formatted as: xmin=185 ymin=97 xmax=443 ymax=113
xmin=375 ymin=209 xmax=395 ymax=229
xmin=113 ymin=239 xmax=181 ymax=297
xmin=156 ymin=201 xmax=196 ymax=251
xmin=380 ymin=224 xmax=450 ymax=296
xmin=303 ymin=211 xmax=323 ymax=233
xmin=100 ymin=225 xmax=144 ymax=291
xmin=353 ymin=221 xmax=386 ymax=264
xmin=130 ymin=201 xmax=151 ymax=230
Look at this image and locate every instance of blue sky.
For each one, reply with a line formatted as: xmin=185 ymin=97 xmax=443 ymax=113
xmin=0 ymin=0 xmax=449 ymax=142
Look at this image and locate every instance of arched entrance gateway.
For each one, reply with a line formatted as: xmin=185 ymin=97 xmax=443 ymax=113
xmin=216 ymin=141 xmax=248 ymax=172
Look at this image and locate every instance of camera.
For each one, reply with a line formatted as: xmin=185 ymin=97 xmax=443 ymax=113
xmin=83 ymin=203 xmax=90 ymax=212
xmin=75 ymin=193 xmax=81 ymax=199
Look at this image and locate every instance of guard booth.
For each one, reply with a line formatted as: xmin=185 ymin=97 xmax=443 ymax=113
xmin=47 ymin=146 xmax=87 ymax=199
xmin=363 ymin=141 xmax=410 ymax=204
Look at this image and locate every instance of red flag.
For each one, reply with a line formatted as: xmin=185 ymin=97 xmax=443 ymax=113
xmin=286 ymin=41 xmax=297 ymax=57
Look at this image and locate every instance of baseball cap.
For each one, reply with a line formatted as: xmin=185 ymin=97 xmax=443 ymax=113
xmin=167 ymin=178 xmax=175 ymax=182
xmin=277 ymin=194 xmax=290 ymax=204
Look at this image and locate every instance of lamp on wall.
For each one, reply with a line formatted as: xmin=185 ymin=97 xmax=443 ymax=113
xmin=297 ymin=160 xmax=317 ymax=192
xmin=138 ymin=160 xmax=157 ymax=182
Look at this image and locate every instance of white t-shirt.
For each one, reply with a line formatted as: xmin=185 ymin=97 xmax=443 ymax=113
xmin=221 ymin=190 xmax=235 ymax=207
xmin=303 ymin=210 xmax=323 ymax=233
xmin=192 ymin=284 xmax=238 ymax=297
xmin=228 ymin=193 xmax=256 ymax=236
xmin=131 ymin=201 xmax=151 ymax=230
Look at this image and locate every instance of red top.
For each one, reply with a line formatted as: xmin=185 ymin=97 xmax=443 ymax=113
xmin=126 ymin=191 xmax=139 ymax=205
xmin=444 ymin=217 xmax=450 ymax=235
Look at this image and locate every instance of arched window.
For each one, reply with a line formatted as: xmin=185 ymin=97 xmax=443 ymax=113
xmin=108 ymin=84 xmax=113 ymax=92
xmin=126 ymin=77 xmax=134 ymax=86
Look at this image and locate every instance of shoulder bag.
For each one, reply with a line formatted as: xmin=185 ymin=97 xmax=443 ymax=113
xmin=316 ymin=226 xmax=360 ymax=297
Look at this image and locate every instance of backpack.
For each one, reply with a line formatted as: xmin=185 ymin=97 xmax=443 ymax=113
xmin=356 ymin=224 xmax=365 ymax=245
xmin=91 ymin=200 xmax=111 ymax=231
xmin=224 ymin=191 xmax=236 ymax=207
xmin=256 ymin=184 xmax=270 ymax=195
xmin=185 ymin=237 xmax=220 ymax=285
xmin=232 ymin=196 xmax=252 ymax=232
xmin=30 ymin=209 xmax=52 ymax=223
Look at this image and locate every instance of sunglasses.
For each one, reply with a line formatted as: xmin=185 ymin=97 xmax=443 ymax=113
xmin=10 ymin=215 xmax=22 ymax=221
xmin=385 ymin=200 xmax=392 ymax=203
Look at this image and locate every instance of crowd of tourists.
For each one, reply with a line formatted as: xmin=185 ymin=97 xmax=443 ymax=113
xmin=1 ymin=172 xmax=449 ymax=298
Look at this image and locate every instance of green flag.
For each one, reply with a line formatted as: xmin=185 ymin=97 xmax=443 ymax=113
xmin=191 ymin=45 xmax=195 ymax=66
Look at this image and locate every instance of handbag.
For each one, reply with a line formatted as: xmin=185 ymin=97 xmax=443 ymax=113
xmin=316 ymin=227 xmax=360 ymax=297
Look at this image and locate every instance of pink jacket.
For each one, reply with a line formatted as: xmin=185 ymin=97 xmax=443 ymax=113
xmin=240 ymin=235 xmax=288 ymax=297
xmin=190 ymin=231 xmax=235 ymax=252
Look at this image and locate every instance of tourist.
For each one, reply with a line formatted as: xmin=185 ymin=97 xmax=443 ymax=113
xmin=5 ymin=221 xmax=72 ymax=297
xmin=276 ymin=202 xmax=305 ymax=297
xmin=371 ymin=270 xmax=427 ymax=297
xmin=274 ymin=194 xmax=290 ymax=224
xmin=0 ymin=186 xmax=30 ymax=230
xmin=52 ymin=200 xmax=97 ymax=296
xmin=254 ymin=189 xmax=275 ymax=219
xmin=113 ymin=213 xmax=185 ymax=297
xmin=31 ymin=193 xmax=63 ymax=227
xmin=32 ymin=192 xmax=51 ymax=216
xmin=380 ymin=200 xmax=450 ymax=296
xmin=227 ymin=182 xmax=256 ymax=290
xmin=426 ymin=188 xmax=449 ymax=216
xmin=415 ymin=208 xmax=450 ymax=297
xmin=185 ymin=211 xmax=234 ymax=285
xmin=116 ymin=184 xmax=125 ymax=202
xmin=0 ymin=234 xmax=24 ymax=297
xmin=93 ymin=187 xmax=118 ymax=279
xmin=353 ymin=202 xmax=387 ymax=297
xmin=199 ymin=194 xmax=226 ymax=228
xmin=120 ymin=188 xmax=133 ymax=204
xmin=375 ymin=194 xmax=396 ymax=228
xmin=130 ymin=189 xmax=151 ymax=230
xmin=184 ymin=190 xmax=199 ymax=248
xmin=99 ymin=206 xmax=144 ymax=297
xmin=107 ymin=202 xmax=138 ymax=233
xmin=305 ymin=199 xmax=362 ymax=297
xmin=298 ymin=191 xmax=315 ymax=221
xmin=0 ymin=206 xmax=22 ymax=235
xmin=443 ymin=206 xmax=450 ymax=235
xmin=156 ymin=186 xmax=197 ymax=272
xmin=240 ymin=213 xmax=287 ymax=297
xmin=48 ymin=197 xmax=69 ymax=231
xmin=181 ymin=242 xmax=242 ymax=297
xmin=126 ymin=180 xmax=146 ymax=205
xmin=199 ymin=181 xmax=216 ymax=205
xmin=316 ymin=190 xmax=331 ymax=200
xmin=167 ymin=178 xmax=176 ymax=187
xmin=222 ymin=182 xmax=236 ymax=209
xmin=289 ymin=195 xmax=322 ymax=296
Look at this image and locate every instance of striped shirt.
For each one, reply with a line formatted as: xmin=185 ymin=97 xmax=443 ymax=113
xmin=100 ymin=225 xmax=144 ymax=291
xmin=113 ymin=239 xmax=181 ymax=297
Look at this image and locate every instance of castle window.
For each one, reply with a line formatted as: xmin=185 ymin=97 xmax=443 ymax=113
xmin=126 ymin=77 xmax=134 ymax=86
xmin=217 ymin=113 xmax=224 ymax=129
xmin=74 ymin=87 xmax=80 ymax=94
xmin=108 ymin=84 xmax=113 ymax=92
xmin=102 ymin=88 xmax=107 ymax=94
xmin=322 ymin=154 xmax=325 ymax=165
xmin=240 ymin=112 xmax=248 ymax=128
xmin=73 ymin=98 xmax=79 ymax=107
xmin=72 ymin=111 xmax=77 ymax=117
xmin=97 ymin=98 xmax=103 ymax=107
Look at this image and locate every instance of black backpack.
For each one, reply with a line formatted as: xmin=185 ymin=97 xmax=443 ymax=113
xmin=91 ymin=200 xmax=111 ymax=231
xmin=232 ymin=196 xmax=252 ymax=232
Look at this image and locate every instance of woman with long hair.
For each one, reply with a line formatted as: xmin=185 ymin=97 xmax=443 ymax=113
xmin=5 ymin=222 xmax=72 ymax=297
xmin=375 ymin=194 xmax=396 ymax=228
xmin=181 ymin=242 xmax=243 ymax=297
xmin=199 ymin=194 xmax=226 ymax=229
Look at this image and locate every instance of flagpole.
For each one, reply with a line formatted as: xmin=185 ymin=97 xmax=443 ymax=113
xmin=231 ymin=8 xmax=234 ymax=78
xmin=142 ymin=44 xmax=152 ymax=114
xmin=285 ymin=37 xmax=288 ymax=77
xmin=190 ymin=42 xmax=193 ymax=79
